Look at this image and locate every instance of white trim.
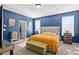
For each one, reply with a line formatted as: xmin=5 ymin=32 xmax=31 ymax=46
xmin=2 ymin=6 xmax=3 ymax=40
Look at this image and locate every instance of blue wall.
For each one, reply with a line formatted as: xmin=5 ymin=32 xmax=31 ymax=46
xmin=3 ymin=9 xmax=79 ymax=43
xmin=3 ymin=9 xmax=33 ymax=42
xmin=35 ymin=10 xmax=79 ymax=43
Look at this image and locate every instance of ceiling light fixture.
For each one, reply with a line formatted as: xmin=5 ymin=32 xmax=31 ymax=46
xmin=36 ymin=4 xmax=41 ymax=8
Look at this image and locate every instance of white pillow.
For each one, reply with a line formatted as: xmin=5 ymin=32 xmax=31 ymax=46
xmin=41 ymin=32 xmax=56 ymax=35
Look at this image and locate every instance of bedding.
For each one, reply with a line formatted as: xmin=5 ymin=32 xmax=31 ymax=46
xmin=41 ymin=32 xmax=61 ymax=40
xmin=27 ymin=33 xmax=60 ymax=53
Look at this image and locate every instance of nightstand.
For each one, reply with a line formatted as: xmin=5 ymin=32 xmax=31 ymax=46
xmin=64 ymin=33 xmax=72 ymax=44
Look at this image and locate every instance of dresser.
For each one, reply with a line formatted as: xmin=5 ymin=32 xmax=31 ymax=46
xmin=64 ymin=32 xmax=72 ymax=44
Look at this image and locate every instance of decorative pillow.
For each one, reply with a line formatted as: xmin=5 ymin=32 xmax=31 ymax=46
xmin=41 ymin=32 xmax=56 ymax=35
xmin=51 ymin=33 xmax=57 ymax=35
xmin=41 ymin=32 xmax=50 ymax=35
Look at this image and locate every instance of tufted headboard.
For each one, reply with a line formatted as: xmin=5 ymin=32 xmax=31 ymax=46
xmin=40 ymin=26 xmax=60 ymax=35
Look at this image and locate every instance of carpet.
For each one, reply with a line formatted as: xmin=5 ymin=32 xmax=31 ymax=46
xmin=3 ymin=39 xmax=79 ymax=55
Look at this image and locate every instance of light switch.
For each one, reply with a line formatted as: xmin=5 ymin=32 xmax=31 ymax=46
xmin=3 ymin=29 xmax=6 ymax=31
xmin=3 ymin=25 xmax=7 ymax=27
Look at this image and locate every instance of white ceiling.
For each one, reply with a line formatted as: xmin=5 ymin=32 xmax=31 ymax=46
xmin=3 ymin=4 xmax=79 ymax=18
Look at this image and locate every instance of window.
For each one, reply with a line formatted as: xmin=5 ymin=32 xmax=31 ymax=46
xmin=35 ymin=20 xmax=40 ymax=33
xmin=28 ymin=21 xmax=33 ymax=35
xmin=62 ymin=15 xmax=74 ymax=36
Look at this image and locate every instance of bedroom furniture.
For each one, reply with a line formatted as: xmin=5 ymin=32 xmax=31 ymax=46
xmin=0 ymin=40 xmax=15 ymax=55
xmin=0 ymin=44 xmax=14 ymax=55
xmin=27 ymin=34 xmax=60 ymax=54
xmin=41 ymin=26 xmax=60 ymax=35
xmin=11 ymin=31 xmax=18 ymax=41
xmin=64 ymin=31 xmax=72 ymax=44
xmin=27 ymin=26 xmax=60 ymax=54
xmin=26 ymin=40 xmax=47 ymax=54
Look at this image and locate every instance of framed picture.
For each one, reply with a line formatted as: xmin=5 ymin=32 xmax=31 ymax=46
xmin=9 ymin=18 xmax=16 ymax=26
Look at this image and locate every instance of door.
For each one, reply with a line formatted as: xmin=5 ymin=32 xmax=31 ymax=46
xmin=19 ymin=20 xmax=27 ymax=39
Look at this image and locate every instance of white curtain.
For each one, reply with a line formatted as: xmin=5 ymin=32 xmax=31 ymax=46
xmin=28 ymin=21 xmax=32 ymax=33
xmin=35 ymin=20 xmax=40 ymax=33
xmin=62 ymin=15 xmax=74 ymax=36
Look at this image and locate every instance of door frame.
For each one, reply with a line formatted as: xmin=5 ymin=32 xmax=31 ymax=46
xmin=18 ymin=20 xmax=27 ymax=39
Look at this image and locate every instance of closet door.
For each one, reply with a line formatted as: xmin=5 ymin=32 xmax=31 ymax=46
xmin=0 ymin=5 xmax=2 ymax=48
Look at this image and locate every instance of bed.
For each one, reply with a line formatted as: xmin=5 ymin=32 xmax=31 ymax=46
xmin=27 ymin=26 xmax=60 ymax=53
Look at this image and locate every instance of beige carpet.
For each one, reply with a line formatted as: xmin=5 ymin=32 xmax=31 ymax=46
xmin=3 ymin=39 xmax=79 ymax=55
